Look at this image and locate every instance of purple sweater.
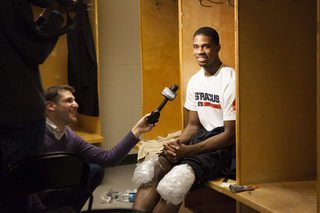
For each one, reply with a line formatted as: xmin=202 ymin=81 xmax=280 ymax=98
xmin=32 ymin=126 xmax=139 ymax=210
xmin=44 ymin=126 xmax=139 ymax=167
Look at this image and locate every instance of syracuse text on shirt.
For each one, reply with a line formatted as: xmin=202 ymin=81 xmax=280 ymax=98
xmin=195 ymin=92 xmax=221 ymax=109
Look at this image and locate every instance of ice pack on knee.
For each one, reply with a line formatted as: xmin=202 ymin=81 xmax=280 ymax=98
xmin=156 ymin=164 xmax=195 ymax=205
xmin=132 ymin=155 xmax=158 ymax=187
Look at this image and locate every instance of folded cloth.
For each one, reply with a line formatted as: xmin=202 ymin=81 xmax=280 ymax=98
xmin=137 ymin=130 xmax=181 ymax=163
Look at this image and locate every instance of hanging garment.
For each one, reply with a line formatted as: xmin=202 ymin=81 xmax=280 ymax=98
xmin=67 ymin=2 xmax=99 ymax=116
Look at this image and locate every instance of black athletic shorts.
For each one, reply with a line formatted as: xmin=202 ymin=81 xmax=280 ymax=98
xmin=159 ymin=127 xmax=236 ymax=191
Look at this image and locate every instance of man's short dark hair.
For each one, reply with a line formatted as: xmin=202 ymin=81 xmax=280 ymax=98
xmin=193 ymin=27 xmax=220 ymax=46
xmin=45 ymin=85 xmax=75 ymax=103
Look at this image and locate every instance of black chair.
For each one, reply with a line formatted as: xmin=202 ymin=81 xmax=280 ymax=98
xmin=1 ymin=152 xmax=94 ymax=212
xmin=80 ymin=209 xmax=151 ymax=213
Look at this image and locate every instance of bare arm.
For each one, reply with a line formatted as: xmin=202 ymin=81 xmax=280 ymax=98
xmin=165 ymin=120 xmax=235 ymax=163
xmin=190 ymin=120 xmax=235 ymax=153
xmin=163 ymin=110 xmax=201 ymax=162
xmin=178 ymin=110 xmax=202 ymax=144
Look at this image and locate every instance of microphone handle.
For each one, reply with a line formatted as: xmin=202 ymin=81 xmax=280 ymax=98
xmin=147 ymin=84 xmax=178 ymax=125
xmin=148 ymin=110 xmax=160 ymax=124
xmin=158 ymin=98 xmax=168 ymax=111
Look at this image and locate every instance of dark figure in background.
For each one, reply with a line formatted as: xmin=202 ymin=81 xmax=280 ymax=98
xmin=132 ymin=27 xmax=236 ymax=213
xmin=31 ymin=85 xmax=156 ymax=212
xmin=0 ymin=0 xmax=70 ymax=212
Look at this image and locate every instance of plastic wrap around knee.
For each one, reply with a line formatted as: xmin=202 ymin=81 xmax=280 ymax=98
xmin=156 ymin=164 xmax=195 ymax=205
xmin=132 ymin=155 xmax=159 ymax=187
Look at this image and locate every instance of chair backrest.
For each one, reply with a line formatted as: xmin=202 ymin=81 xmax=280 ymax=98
xmin=2 ymin=152 xmax=90 ymax=198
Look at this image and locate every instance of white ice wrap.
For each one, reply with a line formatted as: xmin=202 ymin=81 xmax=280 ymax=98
xmin=156 ymin=164 xmax=195 ymax=205
xmin=132 ymin=155 xmax=159 ymax=187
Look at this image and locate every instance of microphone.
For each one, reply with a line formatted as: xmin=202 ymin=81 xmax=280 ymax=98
xmin=147 ymin=84 xmax=179 ymax=125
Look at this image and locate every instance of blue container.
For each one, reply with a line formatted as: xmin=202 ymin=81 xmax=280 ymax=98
xmin=128 ymin=193 xmax=136 ymax=202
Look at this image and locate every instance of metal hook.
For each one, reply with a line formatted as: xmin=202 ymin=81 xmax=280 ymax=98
xmin=86 ymin=3 xmax=91 ymax=11
xmin=226 ymin=0 xmax=234 ymax=6
xmin=198 ymin=0 xmax=212 ymax=7
xmin=155 ymin=1 xmax=159 ymax=9
xmin=207 ymin=0 xmax=224 ymax=4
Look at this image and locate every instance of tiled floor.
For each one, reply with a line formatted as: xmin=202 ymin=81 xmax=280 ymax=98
xmin=81 ymin=163 xmax=137 ymax=211
xmin=80 ymin=163 xmax=192 ymax=213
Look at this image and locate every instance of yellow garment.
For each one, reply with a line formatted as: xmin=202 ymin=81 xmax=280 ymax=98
xmin=137 ymin=130 xmax=181 ymax=163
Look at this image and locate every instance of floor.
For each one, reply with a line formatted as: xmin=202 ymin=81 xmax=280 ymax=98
xmin=81 ymin=163 xmax=137 ymax=211
xmin=80 ymin=162 xmax=192 ymax=213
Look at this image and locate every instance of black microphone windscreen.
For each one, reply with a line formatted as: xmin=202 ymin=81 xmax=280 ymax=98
xmin=170 ymin=84 xmax=179 ymax=92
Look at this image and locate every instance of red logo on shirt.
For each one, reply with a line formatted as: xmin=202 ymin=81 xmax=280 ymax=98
xmin=198 ymin=102 xmax=221 ymax=109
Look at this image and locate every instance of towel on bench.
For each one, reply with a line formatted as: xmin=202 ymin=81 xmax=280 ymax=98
xmin=137 ymin=130 xmax=181 ymax=163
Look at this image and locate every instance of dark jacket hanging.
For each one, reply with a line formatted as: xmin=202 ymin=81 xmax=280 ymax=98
xmin=67 ymin=3 xmax=99 ymax=117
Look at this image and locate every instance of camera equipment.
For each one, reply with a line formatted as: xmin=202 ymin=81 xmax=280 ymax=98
xmin=28 ymin=0 xmax=73 ymax=8
xmin=28 ymin=0 xmax=54 ymax=8
xmin=26 ymin=0 xmax=82 ymax=38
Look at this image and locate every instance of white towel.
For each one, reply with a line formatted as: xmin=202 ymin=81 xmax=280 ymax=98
xmin=137 ymin=130 xmax=181 ymax=163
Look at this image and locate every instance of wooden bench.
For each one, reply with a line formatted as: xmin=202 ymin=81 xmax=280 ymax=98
xmin=134 ymin=143 xmax=317 ymax=212
xmin=206 ymin=177 xmax=316 ymax=212
xmin=180 ymin=176 xmax=317 ymax=213
xmin=71 ymin=125 xmax=104 ymax=147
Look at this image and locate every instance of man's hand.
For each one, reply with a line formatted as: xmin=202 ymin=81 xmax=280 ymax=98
xmin=39 ymin=0 xmax=67 ymax=20
xmin=163 ymin=139 xmax=178 ymax=162
xmin=131 ymin=113 xmax=156 ymax=139
xmin=163 ymin=139 xmax=192 ymax=163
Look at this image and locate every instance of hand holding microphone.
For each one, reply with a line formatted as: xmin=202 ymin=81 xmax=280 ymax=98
xmin=147 ymin=84 xmax=179 ymax=125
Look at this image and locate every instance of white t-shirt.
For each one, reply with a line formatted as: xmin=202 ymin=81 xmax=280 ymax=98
xmin=184 ymin=64 xmax=236 ymax=131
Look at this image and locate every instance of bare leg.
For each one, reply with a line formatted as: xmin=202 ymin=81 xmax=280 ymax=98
xmin=132 ymin=156 xmax=172 ymax=212
xmin=153 ymin=198 xmax=182 ymax=213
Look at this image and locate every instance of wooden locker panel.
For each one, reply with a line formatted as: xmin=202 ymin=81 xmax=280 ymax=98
xmin=140 ymin=0 xmax=182 ymax=139
xmin=179 ymin=0 xmax=235 ymax=125
xmin=317 ymin=0 xmax=320 ymax=211
xmin=36 ymin=0 xmax=104 ymax=143
xmin=236 ymin=0 xmax=317 ymax=184
xmin=31 ymin=4 xmax=69 ymax=88
xmin=185 ymin=186 xmax=236 ymax=213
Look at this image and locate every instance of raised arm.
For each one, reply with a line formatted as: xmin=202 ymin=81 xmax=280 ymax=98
xmin=131 ymin=113 xmax=156 ymax=138
xmin=2 ymin=0 xmax=67 ymax=65
xmin=77 ymin=114 xmax=156 ymax=167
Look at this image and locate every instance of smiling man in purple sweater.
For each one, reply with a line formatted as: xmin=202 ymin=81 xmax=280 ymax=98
xmin=32 ymin=85 xmax=156 ymax=212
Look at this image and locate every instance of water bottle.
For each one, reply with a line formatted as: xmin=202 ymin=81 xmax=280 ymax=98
xmin=114 ymin=192 xmax=129 ymax=202
xmin=114 ymin=192 xmax=136 ymax=202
